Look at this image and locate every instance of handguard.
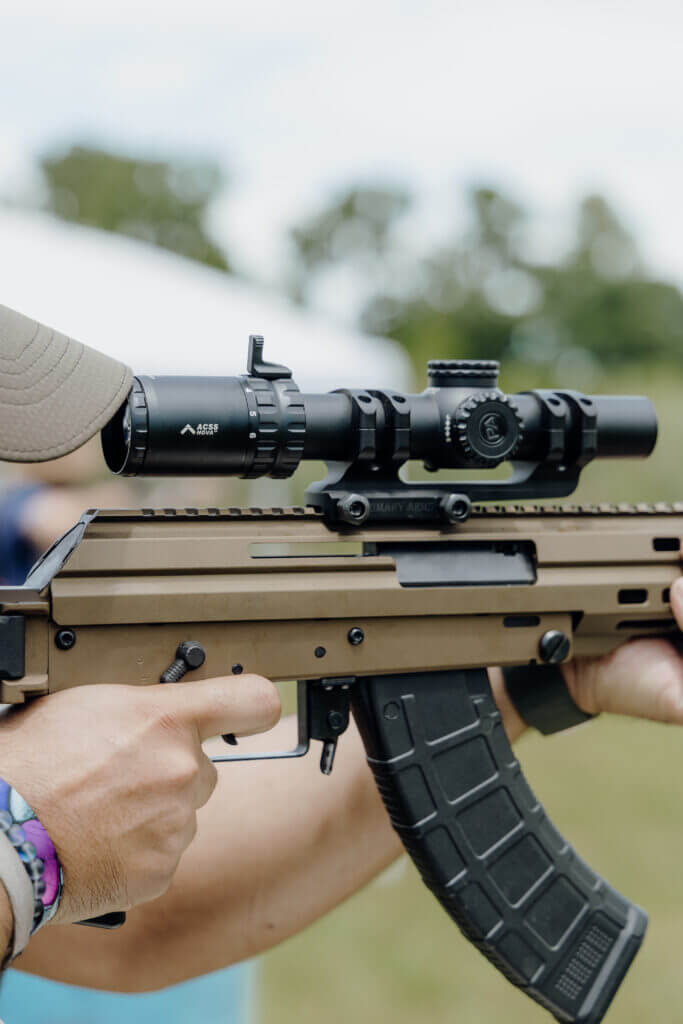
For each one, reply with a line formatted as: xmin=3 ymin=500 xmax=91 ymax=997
xmin=351 ymin=669 xmax=647 ymax=1024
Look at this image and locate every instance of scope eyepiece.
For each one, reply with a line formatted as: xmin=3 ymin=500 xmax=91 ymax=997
xmin=101 ymin=339 xmax=658 ymax=526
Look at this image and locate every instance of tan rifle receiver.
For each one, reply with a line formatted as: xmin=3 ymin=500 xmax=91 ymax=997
xmin=1 ymin=502 xmax=681 ymax=1022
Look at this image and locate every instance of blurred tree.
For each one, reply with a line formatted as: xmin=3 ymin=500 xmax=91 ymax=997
xmin=287 ymin=185 xmax=411 ymax=303
xmin=40 ymin=145 xmax=230 ymax=271
xmin=289 ymin=185 xmax=683 ymax=376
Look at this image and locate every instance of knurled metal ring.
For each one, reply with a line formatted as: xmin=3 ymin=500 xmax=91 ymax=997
xmin=428 ymin=360 xmax=500 ymax=386
xmin=121 ymin=377 xmax=149 ymax=474
xmin=454 ymin=392 xmax=523 ymax=466
xmin=241 ymin=376 xmax=306 ymax=479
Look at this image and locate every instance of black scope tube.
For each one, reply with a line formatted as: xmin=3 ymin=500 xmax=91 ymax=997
xmin=102 ymin=374 xmax=658 ymax=477
xmin=592 ymin=395 xmax=659 ymax=457
xmin=506 ymin=393 xmax=658 ymax=462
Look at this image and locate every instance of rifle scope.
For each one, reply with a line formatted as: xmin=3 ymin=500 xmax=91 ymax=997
xmin=101 ymin=335 xmax=658 ymax=526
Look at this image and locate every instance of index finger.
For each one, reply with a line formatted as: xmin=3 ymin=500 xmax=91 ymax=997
xmin=153 ymin=674 xmax=282 ymax=743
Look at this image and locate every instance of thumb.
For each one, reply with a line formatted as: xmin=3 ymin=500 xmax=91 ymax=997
xmin=565 ymin=637 xmax=683 ymax=724
xmin=151 ymin=674 xmax=281 ymax=743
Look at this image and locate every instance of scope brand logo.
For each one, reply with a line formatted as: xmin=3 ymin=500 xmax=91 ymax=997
xmin=480 ymin=413 xmax=507 ymax=445
xmin=374 ymin=500 xmax=434 ymax=515
xmin=179 ymin=423 xmax=219 ymax=437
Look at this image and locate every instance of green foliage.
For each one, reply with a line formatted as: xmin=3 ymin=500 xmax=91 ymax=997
xmin=288 ymin=185 xmax=411 ymax=302
xmin=40 ymin=145 xmax=230 ymax=271
xmin=289 ymin=186 xmax=683 ymax=377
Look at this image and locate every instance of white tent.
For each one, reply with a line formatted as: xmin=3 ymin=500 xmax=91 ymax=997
xmin=0 ymin=207 xmax=411 ymax=391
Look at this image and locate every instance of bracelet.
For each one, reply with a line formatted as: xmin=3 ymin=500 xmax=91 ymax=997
xmin=0 ymin=778 xmax=63 ymax=950
xmin=0 ymin=829 xmax=34 ymax=963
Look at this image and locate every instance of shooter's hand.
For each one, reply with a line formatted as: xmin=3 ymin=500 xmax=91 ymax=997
xmin=561 ymin=576 xmax=683 ymax=724
xmin=0 ymin=675 xmax=280 ymax=925
xmin=490 ymin=576 xmax=683 ymax=740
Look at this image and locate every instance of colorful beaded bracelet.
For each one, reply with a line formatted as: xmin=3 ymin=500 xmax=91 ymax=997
xmin=0 ymin=779 xmax=62 ymax=934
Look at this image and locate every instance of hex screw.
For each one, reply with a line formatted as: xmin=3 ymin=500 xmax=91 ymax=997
xmin=232 ymin=664 xmax=243 ymax=675
xmin=347 ymin=627 xmax=365 ymax=646
xmin=538 ymin=630 xmax=571 ymax=664
xmin=54 ymin=629 xmax=76 ymax=651
xmin=314 ymin=646 xmax=327 ymax=659
xmin=440 ymin=494 xmax=472 ymax=525
xmin=338 ymin=493 xmax=370 ymax=526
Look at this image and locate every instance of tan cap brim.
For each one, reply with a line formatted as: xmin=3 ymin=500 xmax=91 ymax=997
xmin=0 ymin=303 xmax=133 ymax=462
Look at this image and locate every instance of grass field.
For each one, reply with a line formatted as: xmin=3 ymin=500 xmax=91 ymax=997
xmin=261 ymin=715 xmax=681 ymax=1024
xmin=261 ymin=367 xmax=683 ymax=1024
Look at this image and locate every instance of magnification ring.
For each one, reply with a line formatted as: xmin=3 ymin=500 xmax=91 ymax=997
xmin=241 ymin=375 xmax=306 ymax=479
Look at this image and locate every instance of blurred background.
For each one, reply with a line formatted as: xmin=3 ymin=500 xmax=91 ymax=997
xmin=0 ymin=2 xmax=681 ymax=1022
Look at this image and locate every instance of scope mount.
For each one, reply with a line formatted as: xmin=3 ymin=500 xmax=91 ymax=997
xmin=305 ymin=455 xmax=590 ymax=528
xmin=242 ymin=339 xmax=599 ymax=528
xmin=305 ymin=394 xmax=600 ymax=524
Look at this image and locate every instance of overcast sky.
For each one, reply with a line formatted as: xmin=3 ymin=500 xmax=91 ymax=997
xmin=2 ymin=1 xmax=682 ymax=295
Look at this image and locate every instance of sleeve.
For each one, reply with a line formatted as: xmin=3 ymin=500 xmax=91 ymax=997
xmin=0 ymin=485 xmax=45 ymax=586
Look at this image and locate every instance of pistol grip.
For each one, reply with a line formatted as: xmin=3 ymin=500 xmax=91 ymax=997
xmin=351 ymin=670 xmax=647 ymax=1024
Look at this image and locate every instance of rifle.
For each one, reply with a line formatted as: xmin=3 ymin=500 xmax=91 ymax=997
xmin=1 ymin=320 xmax=681 ymax=1023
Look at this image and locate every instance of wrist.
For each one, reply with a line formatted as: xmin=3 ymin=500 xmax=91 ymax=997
xmin=0 ymin=777 xmax=63 ymax=936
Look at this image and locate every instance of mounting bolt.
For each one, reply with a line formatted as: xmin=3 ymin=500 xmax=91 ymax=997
xmin=55 ymin=629 xmax=76 ymax=651
xmin=440 ymin=494 xmax=472 ymax=525
xmin=337 ymin=493 xmax=370 ymax=526
xmin=327 ymin=710 xmax=345 ymax=732
xmin=232 ymin=663 xmax=243 ymax=675
xmin=314 ymin=646 xmax=327 ymax=659
xmin=539 ymin=630 xmax=571 ymax=664
xmin=160 ymin=640 xmax=206 ymax=683
xmin=347 ymin=627 xmax=365 ymax=646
